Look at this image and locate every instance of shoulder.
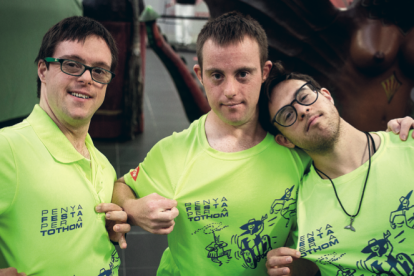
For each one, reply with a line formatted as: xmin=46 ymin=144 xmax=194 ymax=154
xmin=0 ymin=120 xmax=33 ymax=151
xmin=376 ymin=130 xmax=414 ymax=149
xmin=152 ymin=116 xmax=205 ymax=155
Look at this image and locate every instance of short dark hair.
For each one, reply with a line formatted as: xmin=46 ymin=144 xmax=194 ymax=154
xmin=35 ymin=16 xmax=118 ymax=98
xmin=259 ymin=61 xmax=322 ymax=136
xmin=196 ymin=11 xmax=268 ymax=72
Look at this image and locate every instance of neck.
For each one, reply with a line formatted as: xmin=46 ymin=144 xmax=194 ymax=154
xmin=39 ymin=101 xmax=91 ymax=159
xmin=309 ymin=119 xmax=380 ymax=179
xmin=205 ymin=111 xmax=267 ymax=152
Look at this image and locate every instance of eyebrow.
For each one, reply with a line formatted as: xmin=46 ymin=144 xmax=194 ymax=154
xmin=204 ymin=66 xmax=257 ymax=75
xmin=59 ymin=55 xmax=111 ymax=70
xmin=292 ymin=83 xmax=309 ymax=100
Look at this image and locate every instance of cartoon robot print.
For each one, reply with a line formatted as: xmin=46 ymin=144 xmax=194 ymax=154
xmin=357 ymin=230 xmax=414 ymax=275
xmin=390 ymin=190 xmax=414 ymax=229
xmin=193 ymin=222 xmax=232 ymax=266
xmin=205 ymin=232 xmax=232 ymax=266
xmin=270 ymin=185 xmax=296 ymax=227
xmin=234 ymin=215 xmax=272 ymax=269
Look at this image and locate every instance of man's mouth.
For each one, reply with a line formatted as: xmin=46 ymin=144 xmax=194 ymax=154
xmin=307 ymin=114 xmax=322 ymax=132
xmin=70 ymin=92 xmax=90 ymax=99
xmin=223 ymin=102 xmax=242 ymax=107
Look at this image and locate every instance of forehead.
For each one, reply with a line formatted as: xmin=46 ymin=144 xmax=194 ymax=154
xmin=270 ymin=79 xmax=307 ymax=109
xmin=202 ymin=36 xmax=261 ymax=71
xmin=52 ymin=36 xmax=112 ymax=67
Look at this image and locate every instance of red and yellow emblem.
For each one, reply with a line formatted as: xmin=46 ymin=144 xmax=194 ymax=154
xmin=381 ymin=72 xmax=402 ymax=103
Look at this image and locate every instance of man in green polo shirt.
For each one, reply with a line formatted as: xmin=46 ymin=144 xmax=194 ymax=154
xmin=0 ymin=16 xmax=129 ymax=275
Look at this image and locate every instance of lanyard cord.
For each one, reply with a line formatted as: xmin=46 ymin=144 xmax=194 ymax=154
xmin=314 ymin=132 xmax=374 ymax=218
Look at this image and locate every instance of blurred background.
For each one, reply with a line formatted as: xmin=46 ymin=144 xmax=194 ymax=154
xmin=1 ymin=0 xmax=413 ymax=274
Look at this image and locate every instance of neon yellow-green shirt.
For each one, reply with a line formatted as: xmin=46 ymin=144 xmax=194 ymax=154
xmin=292 ymin=131 xmax=414 ymax=275
xmin=124 ymin=114 xmax=309 ymax=275
xmin=0 ymin=105 xmax=119 ymax=275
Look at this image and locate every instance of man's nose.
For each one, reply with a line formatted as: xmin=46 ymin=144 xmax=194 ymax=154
xmin=78 ymin=68 xmax=93 ymax=85
xmin=223 ymin=78 xmax=237 ymax=98
xmin=294 ymin=102 xmax=311 ymax=121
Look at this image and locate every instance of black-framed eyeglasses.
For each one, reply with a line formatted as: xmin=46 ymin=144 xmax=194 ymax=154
xmin=272 ymin=81 xmax=319 ymax=127
xmin=44 ymin=57 xmax=115 ymax=84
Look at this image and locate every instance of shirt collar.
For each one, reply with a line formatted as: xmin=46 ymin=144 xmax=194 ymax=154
xmin=26 ymin=105 xmax=99 ymax=165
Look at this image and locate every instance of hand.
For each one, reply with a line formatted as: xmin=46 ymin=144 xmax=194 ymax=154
xmin=0 ymin=268 xmax=26 ymax=276
xmin=96 ymin=203 xmax=131 ymax=249
xmin=124 ymin=193 xmax=179 ymax=235
xmin=266 ymin=247 xmax=301 ymax=276
xmin=386 ymin=116 xmax=414 ymax=141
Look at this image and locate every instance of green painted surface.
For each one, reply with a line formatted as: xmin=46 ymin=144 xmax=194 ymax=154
xmin=0 ymin=0 xmax=82 ymax=122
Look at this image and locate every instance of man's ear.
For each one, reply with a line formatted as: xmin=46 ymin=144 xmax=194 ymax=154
xmin=193 ymin=64 xmax=203 ymax=85
xmin=38 ymin=60 xmax=48 ymax=83
xmin=320 ymin=88 xmax=334 ymax=104
xmin=275 ymin=134 xmax=296 ymax=149
xmin=262 ymin=60 xmax=273 ymax=82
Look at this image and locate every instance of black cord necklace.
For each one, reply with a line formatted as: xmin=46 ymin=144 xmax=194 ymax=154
xmin=314 ymin=132 xmax=376 ymax=232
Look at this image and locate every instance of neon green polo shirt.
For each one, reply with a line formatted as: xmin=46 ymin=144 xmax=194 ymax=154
xmin=0 ymin=105 xmax=119 ymax=275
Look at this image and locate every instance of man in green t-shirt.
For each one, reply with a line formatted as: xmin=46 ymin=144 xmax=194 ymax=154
xmin=113 ymin=12 xmax=311 ymax=275
xmin=262 ymin=62 xmax=414 ymax=276
xmin=0 ymin=17 xmax=130 ymax=275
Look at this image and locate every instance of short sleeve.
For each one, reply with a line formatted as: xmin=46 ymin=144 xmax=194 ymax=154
xmin=0 ymin=134 xmax=17 ymax=216
xmin=123 ymin=139 xmax=177 ymax=200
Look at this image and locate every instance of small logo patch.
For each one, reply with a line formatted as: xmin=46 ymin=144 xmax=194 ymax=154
xmin=130 ymin=166 xmax=140 ymax=181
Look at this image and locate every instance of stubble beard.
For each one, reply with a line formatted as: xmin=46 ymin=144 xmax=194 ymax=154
xmin=286 ymin=106 xmax=341 ymax=155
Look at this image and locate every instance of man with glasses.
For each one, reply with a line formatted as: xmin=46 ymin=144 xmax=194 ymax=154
xmin=0 ymin=16 xmax=129 ymax=275
xmin=262 ymin=62 xmax=414 ymax=276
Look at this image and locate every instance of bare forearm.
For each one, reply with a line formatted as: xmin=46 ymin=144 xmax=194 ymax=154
xmin=112 ymin=177 xmax=137 ymax=207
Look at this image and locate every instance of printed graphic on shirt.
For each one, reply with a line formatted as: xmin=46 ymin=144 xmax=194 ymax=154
xmin=193 ymin=222 xmax=232 ymax=266
xmin=232 ymin=214 xmax=272 ymax=269
xmin=186 ymin=187 xmax=297 ymax=270
xmin=317 ymin=252 xmax=349 ymax=275
xmin=389 ymin=190 xmax=414 ymax=229
xmin=269 ymin=185 xmax=296 ymax=227
xmin=302 ymin=190 xmax=414 ymax=275
xmin=185 ymin=197 xmax=229 ymax=222
xmin=40 ymin=204 xmax=83 ymax=236
xmin=98 ymin=249 xmax=121 ymax=276
xmin=356 ymin=230 xmax=414 ymax=275
xmin=299 ymin=224 xmax=339 ymax=258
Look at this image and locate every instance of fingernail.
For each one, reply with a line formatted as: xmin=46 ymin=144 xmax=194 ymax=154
xmin=95 ymin=205 xmax=101 ymax=212
xmin=286 ymin=257 xmax=292 ymax=263
xmin=296 ymin=251 xmax=301 ymax=257
xmin=402 ymin=134 xmax=407 ymax=140
xmin=106 ymin=213 xmax=110 ymax=219
xmin=396 ymin=127 xmax=400 ymax=133
xmin=283 ymin=268 xmax=289 ymax=274
xmin=115 ymin=225 xmax=119 ymax=231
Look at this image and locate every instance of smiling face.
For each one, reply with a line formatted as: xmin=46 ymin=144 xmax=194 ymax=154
xmin=38 ymin=35 xmax=112 ymax=128
xmin=194 ymin=36 xmax=271 ymax=127
xmin=269 ymin=79 xmax=341 ymax=153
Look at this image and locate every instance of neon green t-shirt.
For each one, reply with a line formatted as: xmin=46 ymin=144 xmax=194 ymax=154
xmin=0 ymin=105 xmax=120 ymax=275
xmin=124 ymin=114 xmax=309 ymax=275
xmin=292 ymin=131 xmax=414 ymax=275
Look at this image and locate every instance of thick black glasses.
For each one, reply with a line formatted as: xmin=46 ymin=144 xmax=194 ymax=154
xmin=272 ymin=81 xmax=319 ymax=127
xmin=44 ymin=57 xmax=115 ymax=84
